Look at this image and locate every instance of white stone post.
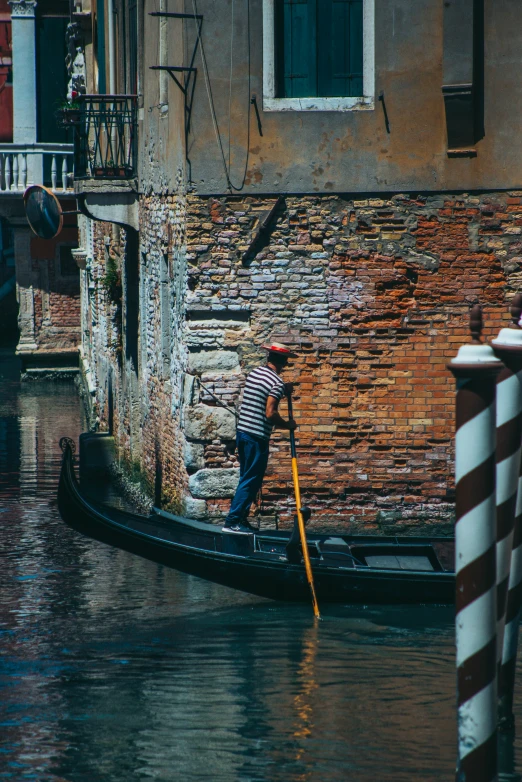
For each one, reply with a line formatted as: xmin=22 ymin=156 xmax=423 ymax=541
xmin=8 ymin=0 xmax=42 ymax=184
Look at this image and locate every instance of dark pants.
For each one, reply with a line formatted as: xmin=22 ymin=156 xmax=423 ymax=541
xmin=225 ymin=430 xmax=269 ymax=525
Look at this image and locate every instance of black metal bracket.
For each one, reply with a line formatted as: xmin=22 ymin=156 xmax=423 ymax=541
xmin=378 ymin=92 xmax=390 ymax=134
xmin=251 ymin=94 xmax=263 ymax=137
xmin=149 ymin=66 xmax=197 ymax=96
xmin=148 ymin=12 xmax=202 ymax=149
xmin=149 ymin=12 xmax=202 ymax=20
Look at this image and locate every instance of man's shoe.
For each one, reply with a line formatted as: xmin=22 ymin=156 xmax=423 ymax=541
xmin=222 ymin=521 xmax=255 ymax=534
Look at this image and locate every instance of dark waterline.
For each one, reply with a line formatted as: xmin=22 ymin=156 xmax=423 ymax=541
xmin=0 ymin=351 xmax=515 ymax=781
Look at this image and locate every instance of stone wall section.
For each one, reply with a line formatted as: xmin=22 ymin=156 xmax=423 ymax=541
xmin=137 ymin=195 xmax=189 ymax=509
xmin=81 ymin=191 xmax=522 ymax=532
xmin=78 ymin=217 xmax=121 ymax=429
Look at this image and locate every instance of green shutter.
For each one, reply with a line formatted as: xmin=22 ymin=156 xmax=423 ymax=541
xmin=278 ymin=0 xmax=363 ymax=99
xmin=37 ymin=16 xmax=68 ymax=144
xmin=282 ymin=0 xmax=317 ymax=98
xmin=97 ymin=0 xmax=107 ymax=94
xmin=36 ymin=16 xmax=68 ymax=185
xmin=318 ymin=0 xmax=363 ymax=97
xmin=348 ymin=0 xmax=364 ymax=97
xmin=128 ymin=0 xmax=138 ymax=95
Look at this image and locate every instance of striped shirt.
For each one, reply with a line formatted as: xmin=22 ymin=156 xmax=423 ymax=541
xmin=237 ymin=366 xmax=286 ymax=440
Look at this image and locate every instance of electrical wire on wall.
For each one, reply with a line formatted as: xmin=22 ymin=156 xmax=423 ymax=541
xmin=191 ymin=0 xmax=251 ymax=192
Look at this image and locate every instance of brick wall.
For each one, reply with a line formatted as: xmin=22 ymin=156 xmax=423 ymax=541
xmin=29 ymin=229 xmax=81 ymax=351
xmin=83 ymin=191 xmax=522 ymax=533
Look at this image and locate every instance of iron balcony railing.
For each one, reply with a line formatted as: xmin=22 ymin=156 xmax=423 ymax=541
xmin=73 ymin=95 xmax=138 ymax=180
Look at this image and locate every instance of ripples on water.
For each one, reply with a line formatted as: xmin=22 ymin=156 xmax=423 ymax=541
xmin=0 ymin=351 xmax=518 ymax=780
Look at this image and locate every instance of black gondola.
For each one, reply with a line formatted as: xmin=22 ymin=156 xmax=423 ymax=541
xmin=58 ymin=439 xmax=456 ymax=604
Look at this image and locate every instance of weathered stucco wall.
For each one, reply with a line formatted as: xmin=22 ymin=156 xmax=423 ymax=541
xmin=80 ymin=189 xmax=522 ymax=532
xmin=171 ymin=0 xmax=522 ymax=194
xmin=138 ymin=0 xmax=186 ymax=196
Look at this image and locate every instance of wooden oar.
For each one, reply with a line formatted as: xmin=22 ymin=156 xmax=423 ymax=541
xmin=287 ymin=390 xmax=321 ymax=619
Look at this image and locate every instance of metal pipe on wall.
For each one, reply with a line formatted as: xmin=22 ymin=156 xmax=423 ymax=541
xmin=449 ymin=304 xmax=502 ymax=782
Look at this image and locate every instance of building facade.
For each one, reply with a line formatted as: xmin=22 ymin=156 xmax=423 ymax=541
xmin=73 ymin=0 xmax=522 ymax=531
xmin=0 ymin=0 xmax=80 ymax=367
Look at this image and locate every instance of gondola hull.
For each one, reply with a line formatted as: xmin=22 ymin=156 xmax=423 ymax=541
xmin=58 ymin=442 xmax=456 ymax=604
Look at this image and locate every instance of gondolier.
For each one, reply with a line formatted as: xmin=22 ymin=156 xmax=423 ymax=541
xmin=58 ymin=437 xmax=456 ymax=605
xmin=223 ymin=341 xmax=297 ymax=534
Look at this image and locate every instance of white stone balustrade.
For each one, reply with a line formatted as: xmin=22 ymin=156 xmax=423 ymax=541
xmin=0 ymin=143 xmax=74 ymax=193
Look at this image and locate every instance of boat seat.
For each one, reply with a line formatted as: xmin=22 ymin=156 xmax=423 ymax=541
xmin=364 ymin=555 xmax=434 ymax=571
xmin=317 ymin=537 xmax=357 ymax=567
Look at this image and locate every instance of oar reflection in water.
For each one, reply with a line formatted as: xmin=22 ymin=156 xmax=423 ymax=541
xmin=292 ymin=621 xmax=319 ymax=772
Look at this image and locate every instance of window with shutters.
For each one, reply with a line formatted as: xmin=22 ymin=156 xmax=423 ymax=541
xmin=263 ymin=0 xmax=374 ymax=111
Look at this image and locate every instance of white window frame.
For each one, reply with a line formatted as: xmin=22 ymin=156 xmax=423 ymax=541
xmin=262 ymin=0 xmax=375 ymax=112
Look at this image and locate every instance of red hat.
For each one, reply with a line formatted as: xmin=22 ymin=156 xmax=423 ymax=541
xmin=261 ymin=341 xmax=298 ymax=358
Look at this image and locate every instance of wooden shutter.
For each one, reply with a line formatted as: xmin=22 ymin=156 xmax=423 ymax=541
xmin=128 ymin=0 xmax=138 ymax=95
xmin=36 ymin=16 xmax=68 ymax=143
xmin=318 ymin=0 xmax=363 ymax=97
xmin=280 ymin=0 xmax=317 ymax=98
xmin=95 ymin=0 xmax=107 ymax=94
xmin=277 ymin=0 xmax=363 ymax=99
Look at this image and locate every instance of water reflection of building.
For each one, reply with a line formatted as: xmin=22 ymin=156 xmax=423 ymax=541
xmin=0 ymin=367 xmax=86 ymax=779
xmin=0 ymin=0 xmax=80 ymax=369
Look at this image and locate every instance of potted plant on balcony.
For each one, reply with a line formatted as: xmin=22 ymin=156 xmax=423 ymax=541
xmin=55 ymin=97 xmax=82 ymax=127
xmin=94 ymin=159 xmax=130 ymax=178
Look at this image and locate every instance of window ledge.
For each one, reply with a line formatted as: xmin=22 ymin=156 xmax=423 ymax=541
xmin=447 ymin=148 xmax=477 ymax=158
xmin=263 ymin=96 xmax=374 ymax=113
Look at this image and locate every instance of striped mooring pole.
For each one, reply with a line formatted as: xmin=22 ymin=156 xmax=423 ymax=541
xmin=449 ymin=304 xmax=502 ymax=782
xmin=491 ymin=295 xmax=522 ymax=738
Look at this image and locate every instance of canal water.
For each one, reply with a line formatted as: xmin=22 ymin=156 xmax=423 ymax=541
xmin=0 ymin=351 xmax=520 ymax=781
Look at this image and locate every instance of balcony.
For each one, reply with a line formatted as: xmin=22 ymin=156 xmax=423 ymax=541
xmin=74 ymin=95 xmax=138 ymax=180
xmin=0 ymin=143 xmax=74 ymax=194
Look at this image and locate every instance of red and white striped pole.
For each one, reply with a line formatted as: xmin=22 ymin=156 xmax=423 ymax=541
xmin=449 ymin=304 xmax=502 ymax=782
xmin=500 ymin=455 xmax=522 ymax=727
xmin=491 ymin=295 xmax=522 ymax=737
